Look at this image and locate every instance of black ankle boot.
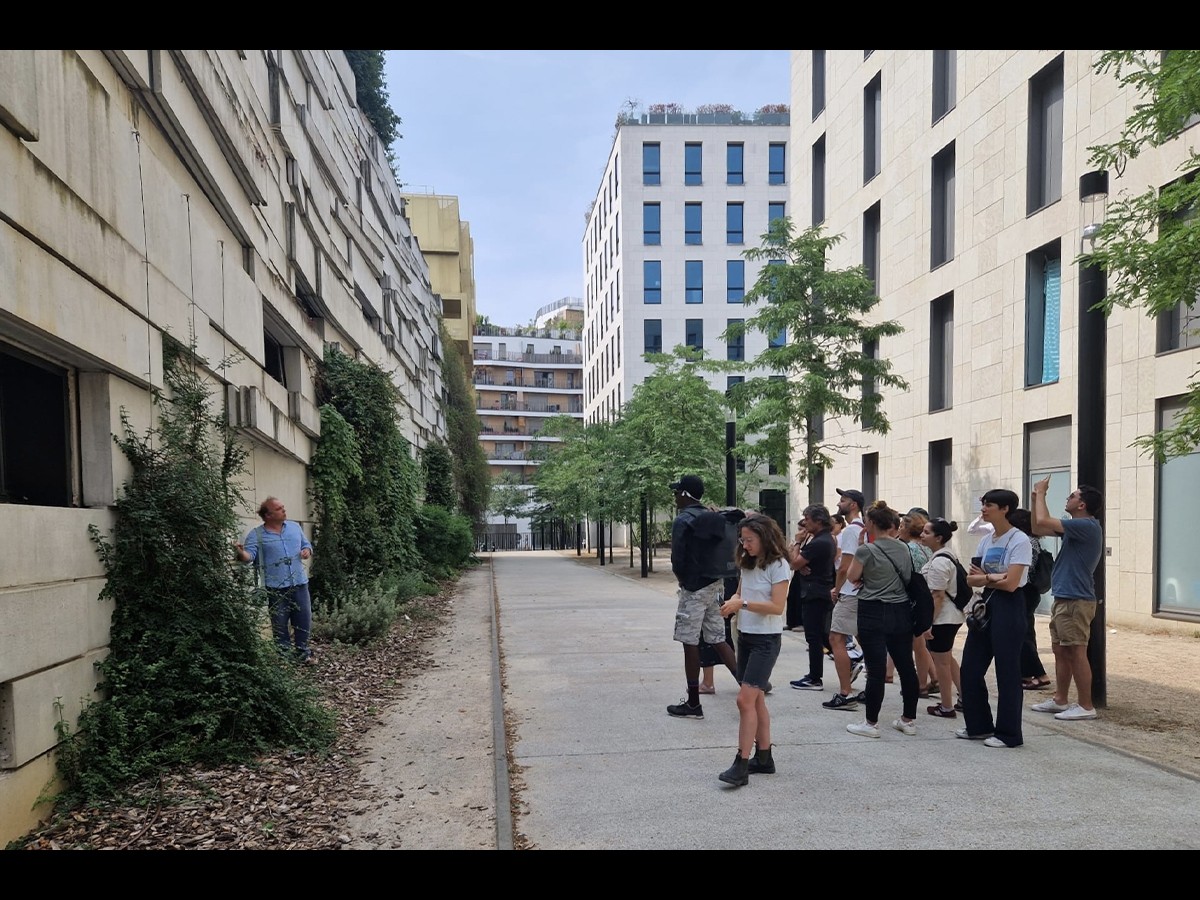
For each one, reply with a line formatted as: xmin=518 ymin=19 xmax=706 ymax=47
xmin=747 ymin=744 xmax=775 ymax=775
xmin=718 ymin=753 xmax=750 ymax=787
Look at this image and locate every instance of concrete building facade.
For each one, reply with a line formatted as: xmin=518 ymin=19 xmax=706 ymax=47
xmin=0 ymin=50 xmax=445 ymax=840
xmin=400 ymin=191 xmax=477 ymax=360
xmin=583 ymin=107 xmax=792 ymax=519
xmin=790 ymin=50 xmax=1200 ymax=633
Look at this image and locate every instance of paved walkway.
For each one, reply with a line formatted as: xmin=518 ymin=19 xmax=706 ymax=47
xmin=493 ymin=550 xmax=1200 ymax=849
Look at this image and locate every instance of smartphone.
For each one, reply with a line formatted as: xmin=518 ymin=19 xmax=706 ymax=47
xmin=971 ymin=556 xmax=983 ymax=569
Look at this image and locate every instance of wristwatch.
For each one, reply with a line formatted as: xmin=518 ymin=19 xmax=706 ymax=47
xmin=741 ymin=599 xmax=749 ymax=609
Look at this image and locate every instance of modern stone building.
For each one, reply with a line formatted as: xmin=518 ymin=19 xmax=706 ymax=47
xmin=400 ymin=191 xmax=477 ymax=360
xmin=790 ymin=50 xmax=1200 ymax=632
xmin=0 ymin=50 xmax=446 ymax=840
xmin=583 ymin=105 xmax=792 ymax=521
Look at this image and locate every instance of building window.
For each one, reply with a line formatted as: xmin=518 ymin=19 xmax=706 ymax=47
xmin=1025 ymin=417 xmax=1072 ymax=610
xmin=727 ymin=142 xmax=744 ymax=185
xmin=686 ymin=260 xmax=704 ymax=304
xmin=726 ymin=375 xmax=744 ymax=398
xmin=727 ymin=260 xmax=745 ymax=303
xmin=643 ymin=260 xmax=662 ymax=304
xmin=933 ymin=50 xmax=956 ymax=122
xmin=1024 ymin=241 xmax=1062 ymax=386
xmin=864 ymin=74 xmax=882 ymax=184
xmin=862 ymin=339 xmax=879 ymax=430
xmin=1157 ymin=396 xmax=1200 ymax=614
xmin=931 ymin=141 xmax=955 ymax=268
xmin=769 ymin=143 xmax=786 ymax=185
xmin=643 ymin=142 xmax=661 ymax=186
xmin=685 ymin=142 xmax=703 ymax=185
xmin=812 ymin=135 xmax=826 ymax=226
xmin=685 ymin=202 xmax=703 ymax=245
xmin=442 ymin=297 xmax=462 ymax=319
xmin=727 ymin=319 xmax=745 ymax=361
xmin=644 ymin=319 xmax=663 ymax=355
xmin=863 ymin=202 xmax=881 ymax=293
xmin=643 ymin=202 xmax=661 ymax=245
xmin=769 ymin=327 xmax=787 ymax=348
xmin=727 ymin=202 xmax=744 ymax=244
xmin=1027 ymin=54 xmax=1064 ymax=215
xmin=812 ymin=50 xmax=826 ymax=119
xmin=1157 ymin=174 xmax=1200 ymax=351
xmin=929 ymin=292 xmax=954 ymax=411
xmin=769 ymin=201 xmax=786 ymax=227
xmin=928 ymin=439 xmax=952 ymax=519
xmin=862 ymin=452 xmax=878 ymax=506
xmin=686 ymin=318 xmax=704 ymax=352
xmin=0 ymin=343 xmax=73 ymax=507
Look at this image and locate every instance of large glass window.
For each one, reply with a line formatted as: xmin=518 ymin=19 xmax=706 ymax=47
xmin=1157 ymin=397 xmax=1200 ymax=614
xmin=727 ymin=260 xmax=745 ymax=303
xmin=727 ymin=202 xmax=744 ymax=244
xmin=928 ymin=439 xmax=952 ymax=519
xmin=642 ymin=202 xmax=661 ymax=245
xmin=812 ymin=136 xmax=826 ymax=226
xmin=727 ymin=319 xmax=745 ymax=361
xmin=1024 ymin=241 xmax=1061 ymax=386
xmin=644 ymin=319 xmax=663 ymax=355
xmin=933 ymin=50 xmax=957 ymax=122
xmin=769 ymin=143 xmax=786 ymax=185
xmin=0 ymin=343 xmax=73 ymax=506
xmin=685 ymin=318 xmax=704 ymax=352
xmin=769 ymin=327 xmax=787 ymax=348
xmin=931 ymin=142 xmax=955 ymax=268
xmin=686 ymin=260 xmax=704 ymax=304
xmin=643 ymin=260 xmax=661 ymax=304
xmin=929 ymin=292 xmax=953 ymax=411
xmin=769 ymin=201 xmax=786 ymax=227
xmin=812 ymin=50 xmax=826 ymax=119
xmin=727 ymin=142 xmax=744 ymax=185
xmin=863 ymin=202 xmax=881 ymax=293
xmin=685 ymin=142 xmax=703 ymax=185
xmin=864 ymin=74 xmax=882 ymax=184
xmin=642 ymin=142 xmax=661 ymax=185
xmin=685 ymin=202 xmax=703 ymax=245
xmin=1026 ymin=418 xmax=1072 ymax=613
xmin=1027 ymin=55 xmax=1064 ymax=214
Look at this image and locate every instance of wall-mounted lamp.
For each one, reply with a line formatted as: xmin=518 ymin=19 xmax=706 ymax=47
xmin=1080 ymin=170 xmax=1110 ymax=250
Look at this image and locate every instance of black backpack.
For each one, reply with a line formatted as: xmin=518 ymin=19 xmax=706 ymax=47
xmin=679 ymin=506 xmax=741 ymax=583
xmin=874 ymin=545 xmax=935 ymax=636
xmin=934 ymin=550 xmax=974 ymax=611
xmin=1029 ymin=546 xmax=1053 ymax=594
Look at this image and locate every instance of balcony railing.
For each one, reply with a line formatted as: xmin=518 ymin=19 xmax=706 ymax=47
xmin=474 ymin=324 xmax=581 ymax=340
xmin=472 ymin=373 xmax=582 ymax=390
xmin=473 ymin=350 xmax=582 ymax=365
xmin=476 ymin=399 xmax=584 ymax=413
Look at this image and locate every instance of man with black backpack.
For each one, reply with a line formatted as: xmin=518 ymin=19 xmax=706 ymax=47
xmin=667 ymin=475 xmax=739 ymax=720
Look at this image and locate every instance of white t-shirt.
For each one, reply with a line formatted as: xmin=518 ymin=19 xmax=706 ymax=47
xmin=975 ymin=528 xmax=1032 ymax=588
xmin=922 ymin=547 xmax=966 ymax=626
xmin=737 ymin=558 xmax=791 ymax=634
xmin=837 ymin=519 xmax=866 ymax=596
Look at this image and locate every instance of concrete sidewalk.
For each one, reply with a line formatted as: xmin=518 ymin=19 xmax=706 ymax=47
xmin=494 ymin=550 xmax=1200 ymax=849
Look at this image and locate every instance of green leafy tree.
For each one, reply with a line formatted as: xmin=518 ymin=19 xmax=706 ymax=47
xmin=724 ymin=218 xmax=907 ymax=502
xmin=343 ymin=50 xmax=402 ymax=150
xmin=533 ymin=415 xmax=606 ymax=532
xmin=64 ymin=341 xmax=332 ymax=802
xmin=488 ymin=472 xmax=529 ymax=525
xmin=440 ymin=322 xmax=490 ymax=523
xmin=421 ymin=440 xmax=456 ymax=510
xmin=1085 ymin=50 xmax=1200 ymax=460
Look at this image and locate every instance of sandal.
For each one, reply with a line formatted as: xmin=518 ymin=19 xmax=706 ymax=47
xmin=927 ymin=704 xmax=957 ymax=718
xmin=1022 ymin=679 xmax=1051 ymax=691
xmin=698 ymin=685 xmax=716 ymax=695
xmin=926 ymin=680 xmax=940 ymax=695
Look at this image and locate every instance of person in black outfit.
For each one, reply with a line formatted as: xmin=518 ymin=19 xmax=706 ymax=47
xmin=788 ymin=504 xmax=838 ymax=691
xmin=1008 ymin=508 xmax=1051 ymax=689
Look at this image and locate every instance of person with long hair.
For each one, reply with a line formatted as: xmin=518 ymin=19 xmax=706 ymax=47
xmin=716 ymin=514 xmax=790 ymax=786
xmin=918 ymin=517 xmax=965 ymax=717
xmin=843 ymin=501 xmax=920 ymax=738
xmin=959 ymin=489 xmax=1032 ymax=748
xmin=788 ymin=504 xmax=837 ymax=691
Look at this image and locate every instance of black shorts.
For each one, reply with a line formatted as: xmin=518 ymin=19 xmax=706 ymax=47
xmin=926 ymin=622 xmax=962 ymax=654
xmin=736 ymin=632 xmax=781 ymax=691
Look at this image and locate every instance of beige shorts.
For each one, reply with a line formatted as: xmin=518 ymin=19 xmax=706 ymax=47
xmin=829 ymin=594 xmax=859 ymax=636
xmin=1049 ymin=598 xmax=1097 ymax=646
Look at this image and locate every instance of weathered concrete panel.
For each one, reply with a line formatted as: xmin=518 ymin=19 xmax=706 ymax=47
xmin=0 ymin=579 xmax=112 ymax=683
xmin=0 ymin=648 xmax=106 ymax=769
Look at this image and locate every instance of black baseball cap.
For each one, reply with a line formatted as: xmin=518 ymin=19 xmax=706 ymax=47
xmin=669 ymin=475 xmax=705 ymax=500
xmin=836 ymin=488 xmax=866 ymax=509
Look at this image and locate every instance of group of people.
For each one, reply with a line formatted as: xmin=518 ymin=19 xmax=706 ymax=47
xmin=666 ymin=472 xmax=1104 ymax=786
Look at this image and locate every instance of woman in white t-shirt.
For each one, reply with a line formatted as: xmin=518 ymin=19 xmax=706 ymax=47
xmin=716 ymin=514 xmax=790 ymax=787
xmin=959 ymin=489 xmax=1032 ymax=748
xmin=919 ymin=518 xmax=966 ymax=718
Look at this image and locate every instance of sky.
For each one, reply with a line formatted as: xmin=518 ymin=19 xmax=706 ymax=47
xmin=384 ymin=50 xmax=793 ymax=326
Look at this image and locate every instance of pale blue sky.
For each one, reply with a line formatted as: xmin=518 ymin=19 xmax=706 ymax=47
xmin=385 ymin=50 xmax=792 ymax=325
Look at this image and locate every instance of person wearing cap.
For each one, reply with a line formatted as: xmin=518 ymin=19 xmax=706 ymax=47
xmin=666 ymin=475 xmax=738 ymax=720
xmin=822 ymin=488 xmax=867 ymax=711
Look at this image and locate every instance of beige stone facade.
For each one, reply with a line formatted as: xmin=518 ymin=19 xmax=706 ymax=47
xmin=401 ymin=192 xmax=477 ymax=360
xmin=790 ymin=50 xmax=1200 ymax=633
xmin=0 ymin=50 xmax=445 ymax=841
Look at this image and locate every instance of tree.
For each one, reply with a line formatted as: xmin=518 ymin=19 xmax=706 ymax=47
xmin=439 ymin=322 xmax=490 ymax=523
xmin=420 ymin=441 xmax=456 ymax=511
xmin=343 ymin=50 xmax=402 ymax=150
xmin=488 ymin=472 xmax=529 ymax=525
xmin=1085 ymin=50 xmax=1200 ymax=461
xmin=723 ymin=218 xmax=907 ymax=502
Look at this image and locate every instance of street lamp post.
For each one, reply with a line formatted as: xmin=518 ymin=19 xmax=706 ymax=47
xmin=1078 ymin=169 xmax=1109 ymax=708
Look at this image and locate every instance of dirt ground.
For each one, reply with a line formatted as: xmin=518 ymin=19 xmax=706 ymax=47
xmin=577 ymin=550 xmax=1200 ymax=780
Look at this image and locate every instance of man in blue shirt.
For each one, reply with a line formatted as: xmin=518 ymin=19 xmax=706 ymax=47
xmin=1030 ymin=478 xmax=1104 ymax=720
xmin=235 ymin=497 xmax=314 ymax=662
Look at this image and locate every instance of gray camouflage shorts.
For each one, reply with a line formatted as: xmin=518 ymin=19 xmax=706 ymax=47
xmin=674 ymin=582 xmax=726 ymax=645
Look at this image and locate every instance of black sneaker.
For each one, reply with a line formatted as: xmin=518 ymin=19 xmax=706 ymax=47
xmin=667 ymin=699 xmax=704 ymax=719
xmin=821 ymin=693 xmax=859 ymax=711
xmin=790 ymin=676 xmax=824 ymax=691
xmin=851 ymin=691 xmax=867 ymax=704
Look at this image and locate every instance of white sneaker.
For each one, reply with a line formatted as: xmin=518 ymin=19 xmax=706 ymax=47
xmin=983 ymin=736 xmax=1013 ymax=748
xmin=1054 ymin=703 xmax=1098 ymax=720
xmin=1031 ymin=698 xmax=1070 ymax=713
xmin=850 ymin=661 xmax=865 ymax=684
xmin=846 ymin=721 xmax=880 ymax=738
xmin=892 ymin=718 xmax=916 ymax=735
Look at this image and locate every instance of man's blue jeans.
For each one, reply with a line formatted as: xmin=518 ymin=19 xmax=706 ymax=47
xmin=267 ymin=583 xmax=312 ymax=659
